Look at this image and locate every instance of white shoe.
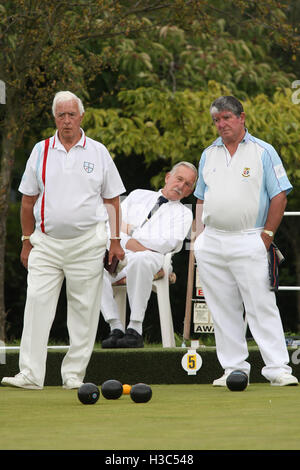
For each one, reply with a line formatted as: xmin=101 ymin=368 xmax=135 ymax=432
xmin=213 ymin=373 xmax=230 ymax=386
xmin=270 ymin=373 xmax=298 ymax=386
xmin=1 ymin=373 xmax=42 ymax=390
xmin=63 ymin=377 xmax=83 ymax=389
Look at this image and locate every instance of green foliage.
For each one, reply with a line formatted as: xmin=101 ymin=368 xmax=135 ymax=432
xmin=244 ymin=90 xmax=300 ymax=184
xmin=95 ymin=15 xmax=296 ymax=99
xmin=84 ymin=82 xmax=221 ymax=168
xmin=84 ymin=82 xmax=300 ymax=191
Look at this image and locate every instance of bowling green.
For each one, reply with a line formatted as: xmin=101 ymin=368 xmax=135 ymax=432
xmin=0 ymin=384 xmax=299 ymax=450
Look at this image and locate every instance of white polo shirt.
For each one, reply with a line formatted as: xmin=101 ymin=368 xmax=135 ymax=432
xmin=194 ymin=130 xmax=292 ymax=231
xmin=19 ymin=130 xmax=126 ymax=239
xmin=119 ymin=189 xmax=193 ymax=254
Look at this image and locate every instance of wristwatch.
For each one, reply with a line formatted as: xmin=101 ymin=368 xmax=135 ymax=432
xmin=21 ymin=235 xmax=31 ymax=242
xmin=263 ymin=229 xmax=274 ymax=238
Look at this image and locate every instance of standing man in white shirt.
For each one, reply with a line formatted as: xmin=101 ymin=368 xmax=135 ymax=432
xmin=101 ymin=162 xmax=198 ymax=348
xmin=193 ymin=95 xmax=298 ymax=387
xmin=2 ymin=91 xmax=125 ymax=390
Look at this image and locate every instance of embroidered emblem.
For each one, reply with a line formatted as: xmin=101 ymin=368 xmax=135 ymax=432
xmin=242 ymin=167 xmax=250 ymax=177
xmin=84 ymin=161 xmax=94 ymax=173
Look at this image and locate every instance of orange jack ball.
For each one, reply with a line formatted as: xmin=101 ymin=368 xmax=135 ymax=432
xmin=123 ymin=384 xmax=132 ymax=395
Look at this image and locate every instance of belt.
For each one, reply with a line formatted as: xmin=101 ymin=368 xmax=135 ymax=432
xmin=205 ymin=226 xmax=263 ymax=235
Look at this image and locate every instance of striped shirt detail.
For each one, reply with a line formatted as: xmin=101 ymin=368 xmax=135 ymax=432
xmin=40 ymin=138 xmax=50 ymax=233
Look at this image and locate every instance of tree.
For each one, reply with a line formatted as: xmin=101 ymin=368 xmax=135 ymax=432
xmin=98 ymin=19 xmax=296 ymax=97
xmin=83 ymin=83 xmax=300 ymax=175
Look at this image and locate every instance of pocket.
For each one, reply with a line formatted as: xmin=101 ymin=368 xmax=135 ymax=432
xmin=29 ymin=230 xmax=38 ymax=246
xmin=193 ymin=232 xmax=203 ymax=251
xmin=96 ymin=222 xmax=108 ymax=246
xmin=256 ymin=233 xmax=268 ymax=253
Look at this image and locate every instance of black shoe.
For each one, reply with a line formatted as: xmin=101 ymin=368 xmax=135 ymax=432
xmin=102 ymin=329 xmax=124 ymax=348
xmin=116 ymin=328 xmax=144 ymax=348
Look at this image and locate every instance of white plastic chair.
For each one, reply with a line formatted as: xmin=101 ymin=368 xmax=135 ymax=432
xmin=112 ymin=251 xmax=177 ymax=348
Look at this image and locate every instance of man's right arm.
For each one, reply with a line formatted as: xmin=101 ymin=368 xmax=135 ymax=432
xmin=20 ymin=194 xmax=38 ymax=269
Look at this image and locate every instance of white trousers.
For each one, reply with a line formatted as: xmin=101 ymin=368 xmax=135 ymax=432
xmin=194 ymin=227 xmax=291 ymax=382
xmin=101 ymin=250 xmax=164 ymax=325
xmin=19 ymin=223 xmax=107 ymax=387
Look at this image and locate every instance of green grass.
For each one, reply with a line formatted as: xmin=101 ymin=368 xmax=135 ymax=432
xmin=1 ymin=383 xmax=299 ymax=450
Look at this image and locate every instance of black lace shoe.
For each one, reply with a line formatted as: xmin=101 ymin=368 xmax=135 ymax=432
xmin=101 ymin=329 xmax=124 ymax=348
xmin=116 ymin=328 xmax=144 ymax=348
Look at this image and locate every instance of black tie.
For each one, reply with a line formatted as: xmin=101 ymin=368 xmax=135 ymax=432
xmin=141 ymin=195 xmax=168 ymax=226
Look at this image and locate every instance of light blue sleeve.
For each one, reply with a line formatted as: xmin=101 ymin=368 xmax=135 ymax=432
xmin=260 ymin=142 xmax=293 ymax=199
xmin=193 ymin=151 xmax=207 ymax=200
xmin=255 ymin=144 xmax=293 ymax=228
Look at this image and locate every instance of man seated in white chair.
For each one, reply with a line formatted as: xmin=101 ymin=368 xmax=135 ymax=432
xmin=100 ymin=162 xmax=197 ymax=348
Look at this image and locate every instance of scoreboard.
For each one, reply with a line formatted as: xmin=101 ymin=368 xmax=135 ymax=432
xmin=193 ymin=269 xmax=214 ymax=333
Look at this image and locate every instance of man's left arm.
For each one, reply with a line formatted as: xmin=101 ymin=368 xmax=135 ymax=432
xmin=125 ymin=238 xmax=148 ymax=252
xmin=134 ymin=207 xmax=193 ymax=254
xmin=103 ymin=196 xmax=125 ymax=262
xmin=261 ymin=191 xmax=287 ymax=250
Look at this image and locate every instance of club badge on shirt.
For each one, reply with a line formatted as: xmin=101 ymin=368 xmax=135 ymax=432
xmin=242 ymin=167 xmax=250 ymax=177
xmin=84 ymin=162 xmax=94 ymax=173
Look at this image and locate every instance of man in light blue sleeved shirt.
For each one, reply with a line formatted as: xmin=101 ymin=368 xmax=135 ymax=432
xmin=193 ymin=95 xmax=298 ymax=387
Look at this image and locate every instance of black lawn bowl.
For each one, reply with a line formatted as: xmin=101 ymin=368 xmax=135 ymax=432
xmin=130 ymin=383 xmax=152 ymax=403
xmin=226 ymin=370 xmax=248 ymax=391
xmin=101 ymin=379 xmax=123 ymax=399
xmin=77 ymin=383 xmax=100 ymax=404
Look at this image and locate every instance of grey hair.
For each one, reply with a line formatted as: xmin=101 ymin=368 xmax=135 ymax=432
xmin=52 ymin=91 xmax=85 ymax=116
xmin=170 ymin=161 xmax=198 ymax=186
xmin=210 ymin=96 xmax=244 ymax=117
